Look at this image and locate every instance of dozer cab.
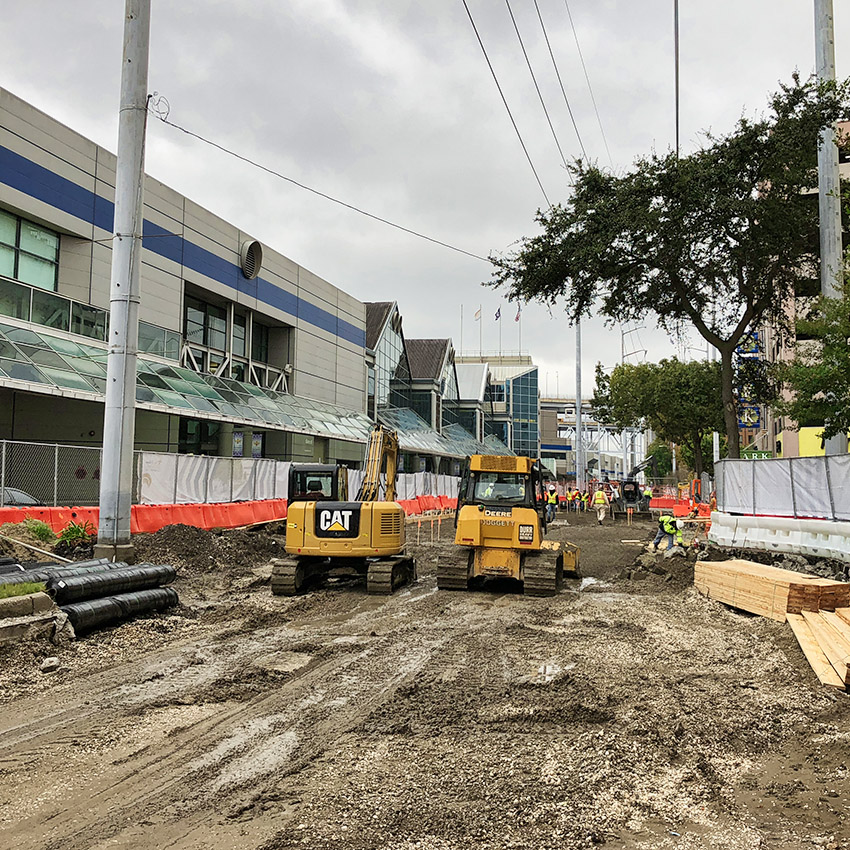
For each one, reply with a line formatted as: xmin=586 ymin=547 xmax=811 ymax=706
xmin=271 ymin=425 xmax=416 ymax=596
xmin=437 ymin=454 xmax=579 ymax=596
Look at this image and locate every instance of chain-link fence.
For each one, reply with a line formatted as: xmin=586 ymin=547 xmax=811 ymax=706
xmin=716 ymin=456 xmax=850 ymax=521
xmin=0 ymin=440 xmax=103 ymax=507
xmin=0 ymin=441 xmax=461 ymax=508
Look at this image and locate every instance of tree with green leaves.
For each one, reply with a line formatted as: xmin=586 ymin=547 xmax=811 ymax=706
xmin=773 ymin=281 xmax=850 ymax=442
xmin=644 ymin=439 xmax=673 ymax=478
xmin=591 ymin=358 xmax=725 ymax=477
xmin=489 ymin=76 xmax=850 ymax=457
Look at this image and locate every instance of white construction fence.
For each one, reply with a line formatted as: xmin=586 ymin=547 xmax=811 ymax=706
xmin=136 ymin=451 xmax=459 ymax=505
xmin=715 ymin=456 xmax=850 ymax=522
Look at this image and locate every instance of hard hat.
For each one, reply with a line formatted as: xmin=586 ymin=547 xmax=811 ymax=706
xmin=676 ymin=520 xmax=684 ymax=529
xmin=549 ymin=484 xmax=556 ymax=491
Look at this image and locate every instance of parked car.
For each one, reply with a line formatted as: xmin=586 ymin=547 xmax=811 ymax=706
xmin=1 ymin=487 xmax=42 ymax=507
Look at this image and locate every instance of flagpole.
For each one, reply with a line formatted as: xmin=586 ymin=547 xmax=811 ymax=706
xmin=460 ymin=304 xmax=463 ymax=354
xmin=479 ymin=303 xmax=482 ymax=356
xmin=498 ymin=310 xmax=502 ymax=357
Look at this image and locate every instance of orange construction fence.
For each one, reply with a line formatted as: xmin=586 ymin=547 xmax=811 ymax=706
xmin=0 ymin=499 xmax=290 ymax=537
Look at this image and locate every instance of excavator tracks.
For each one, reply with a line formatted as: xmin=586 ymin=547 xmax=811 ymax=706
xmin=270 ymin=557 xmax=307 ymax=596
xmin=366 ymin=556 xmax=417 ymax=595
xmin=436 ymin=553 xmax=471 ymax=591
xmin=522 ymin=552 xmax=563 ymax=597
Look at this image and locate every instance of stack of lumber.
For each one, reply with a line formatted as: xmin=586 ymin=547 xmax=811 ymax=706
xmin=694 ymin=559 xmax=849 ymax=622
xmin=694 ymin=559 xmax=850 ymax=689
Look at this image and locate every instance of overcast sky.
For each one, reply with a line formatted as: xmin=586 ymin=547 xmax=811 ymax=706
xmin=1 ymin=1 xmax=848 ymax=400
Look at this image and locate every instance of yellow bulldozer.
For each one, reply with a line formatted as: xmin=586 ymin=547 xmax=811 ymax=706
xmin=270 ymin=424 xmax=416 ymax=596
xmin=437 ymin=454 xmax=579 ymax=596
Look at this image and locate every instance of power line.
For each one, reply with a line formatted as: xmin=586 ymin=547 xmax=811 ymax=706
xmin=503 ymin=0 xmax=569 ymax=171
xmin=151 ymin=112 xmax=489 ymax=263
xmin=459 ymin=0 xmax=552 ymax=207
xmin=532 ymin=0 xmax=588 ymax=161
xmin=562 ymin=0 xmax=613 ymax=167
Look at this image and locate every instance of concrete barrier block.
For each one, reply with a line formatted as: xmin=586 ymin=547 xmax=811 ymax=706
xmin=30 ymin=592 xmax=55 ymax=615
xmin=0 ymin=595 xmax=33 ymax=618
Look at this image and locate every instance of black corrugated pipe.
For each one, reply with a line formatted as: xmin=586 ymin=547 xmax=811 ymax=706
xmin=0 ymin=561 xmax=129 ymax=587
xmin=47 ymin=564 xmax=177 ymax=605
xmin=61 ymin=588 xmax=179 ymax=634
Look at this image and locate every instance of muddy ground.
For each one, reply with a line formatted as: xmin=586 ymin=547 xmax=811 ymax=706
xmin=0 ymin=511 xmax=848 ymax=850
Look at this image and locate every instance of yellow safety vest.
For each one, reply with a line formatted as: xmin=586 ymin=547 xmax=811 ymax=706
xmin=592 ymin=490 xmax=607 ymax=506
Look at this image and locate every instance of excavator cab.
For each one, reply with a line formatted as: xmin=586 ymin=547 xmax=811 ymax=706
xmin=287 ymin=464 xmax=348 ymax=503
xmin=438 ymin=455 xmax=579 ymax=596
xmin=271 ymin=425 xmax=415 ymax=597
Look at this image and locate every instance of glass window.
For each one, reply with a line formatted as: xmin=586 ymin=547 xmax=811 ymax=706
xmin=19 ymin=221 xmax=59 ymax=260
xmin=0 ymin=244 xmax=14 ymax=278
xmin=0 ymin=278 xmax=30 ymax=320
xmin=231 ymin=361 xmax=245 ymax=382
xmin=207 ymin=304 xmax=226 ymax=351
xmin=164 ymin=330 xmax=181 ymax=360
xmin=233 ymin=314 xmax=246 ymax=357
xmin=71 ymin=302 xmax=107 ymax=340
xmin=0 ymin=210 xmax=16 ymax=246
xmin=0 ymin=211 xmax=59 ymax=291
xmin=18 ymin=248 xmax=58 ymax=288
xmin=31 ymin=289 xmax=70 ymax=331
xmin=252 ymin=322 xmax=269 ymax=362
xmin=184 ymin=297 xmax=205 ymax=346
xmin=138 ymin=321 xmax=166 ymax=356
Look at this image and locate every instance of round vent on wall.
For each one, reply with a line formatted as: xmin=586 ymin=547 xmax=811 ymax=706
xmin=240 ymin=239 xmax=263 ymax=280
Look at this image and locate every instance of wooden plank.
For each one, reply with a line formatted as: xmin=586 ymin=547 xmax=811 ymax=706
xmin=835 ymin=607 xmax=850 ymax=628
xmin=801 ymin=611 xmax=850 ymax=686
xmin=787 ymin=613 xmax=846 ymax=688
xmin=818 ymin=610 xmax=850 ymax=648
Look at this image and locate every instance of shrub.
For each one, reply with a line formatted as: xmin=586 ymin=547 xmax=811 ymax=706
xmin=58 ymin=520 xmax=97 ymax=547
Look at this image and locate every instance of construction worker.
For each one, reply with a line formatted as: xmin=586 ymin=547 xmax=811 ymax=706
xmin=546 ymin=485 xmax=558 ymax=522
xmin=581 ymin=489 xmax=590 ymax=512
xmin=650 ymin=513 xmax=683 ymax=551
xmin=642 ymin=484 xmax=654 ymax=511
xmin=592 ymin=487 xmax=610 ymax=525
xmin=567 ymin=487 xmax=578 ymax=511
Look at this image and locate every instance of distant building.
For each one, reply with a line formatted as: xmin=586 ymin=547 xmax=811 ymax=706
xmin=456 ymin=353 xmax=539 ymax=458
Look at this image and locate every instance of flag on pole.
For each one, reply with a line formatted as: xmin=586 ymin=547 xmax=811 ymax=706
xmin=473 ymin=308 xmax=481 ymax=321
xmin=495 ymin=307 xmax=501 ymax=321
xmin=515 ymin=304 xmax=522 ymax=322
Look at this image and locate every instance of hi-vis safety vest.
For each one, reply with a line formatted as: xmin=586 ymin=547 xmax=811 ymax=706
xmin=547 ymin=491 xmax=558 ymax=505
xmin=592 ymin=490 xmax=607 ymax=506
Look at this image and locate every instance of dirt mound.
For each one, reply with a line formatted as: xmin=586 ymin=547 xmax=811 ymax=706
xmin=133 ymin=524 xmax=282 ymax=574
xmin=0 ymin=522 xmax=57 ymax=564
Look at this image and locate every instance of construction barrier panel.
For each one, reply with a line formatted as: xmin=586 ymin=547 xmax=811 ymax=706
xmin=0 ymin=500 xmax=291 ymax=537
xmin=708 ymin=511 xmax=850 ymax=564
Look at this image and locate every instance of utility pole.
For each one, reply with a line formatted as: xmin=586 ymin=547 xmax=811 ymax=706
xmin=674 ymin=0 xmax=680 ymax=156
xmin=575 ymin=320 xmax=584 ymax=490
xmin=815 ymin=0 xmax=846 ymax=455
xmin=95 ymin=0 xmax=151 ymax=562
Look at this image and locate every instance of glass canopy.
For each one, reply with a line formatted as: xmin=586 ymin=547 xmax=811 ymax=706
xmin=0 ymin=321 xmax=373 ymax=444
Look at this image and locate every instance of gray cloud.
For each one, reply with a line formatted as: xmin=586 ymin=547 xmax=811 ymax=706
xmin=1 ymin=0 xmax=846 ymax=400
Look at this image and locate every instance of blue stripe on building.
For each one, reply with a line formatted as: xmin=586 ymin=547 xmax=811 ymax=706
xmin=0 ymin=144 xmax=366 ymax=348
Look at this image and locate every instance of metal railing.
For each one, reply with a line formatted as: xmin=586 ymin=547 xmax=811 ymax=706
xmin=716 ymin=456 xmax=850 ymax=522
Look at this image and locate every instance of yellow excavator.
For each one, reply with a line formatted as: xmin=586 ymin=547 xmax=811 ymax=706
xmin=437 ymin=454 xmax=579 ymax=595
xmin=271 ymin=424 xmax=416 ymax=596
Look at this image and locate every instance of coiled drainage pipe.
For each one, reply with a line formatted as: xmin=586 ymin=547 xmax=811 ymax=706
xmin=61 ymin=587 xmax=179 ymax=634
xmin=47 ymin=564 xmax=177 ymax=605
xmin=0 ymin=560 xmax=129 ymax=587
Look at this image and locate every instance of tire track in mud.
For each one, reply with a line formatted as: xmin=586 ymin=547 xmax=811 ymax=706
xmin=0 ymin=623 xmax=452 ymax=850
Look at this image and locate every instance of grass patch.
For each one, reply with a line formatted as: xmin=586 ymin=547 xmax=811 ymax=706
xmin=23 ymin=517 xmax=56 ymax=543
xmin=0 ymin=582 xmax=47 ymax=599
